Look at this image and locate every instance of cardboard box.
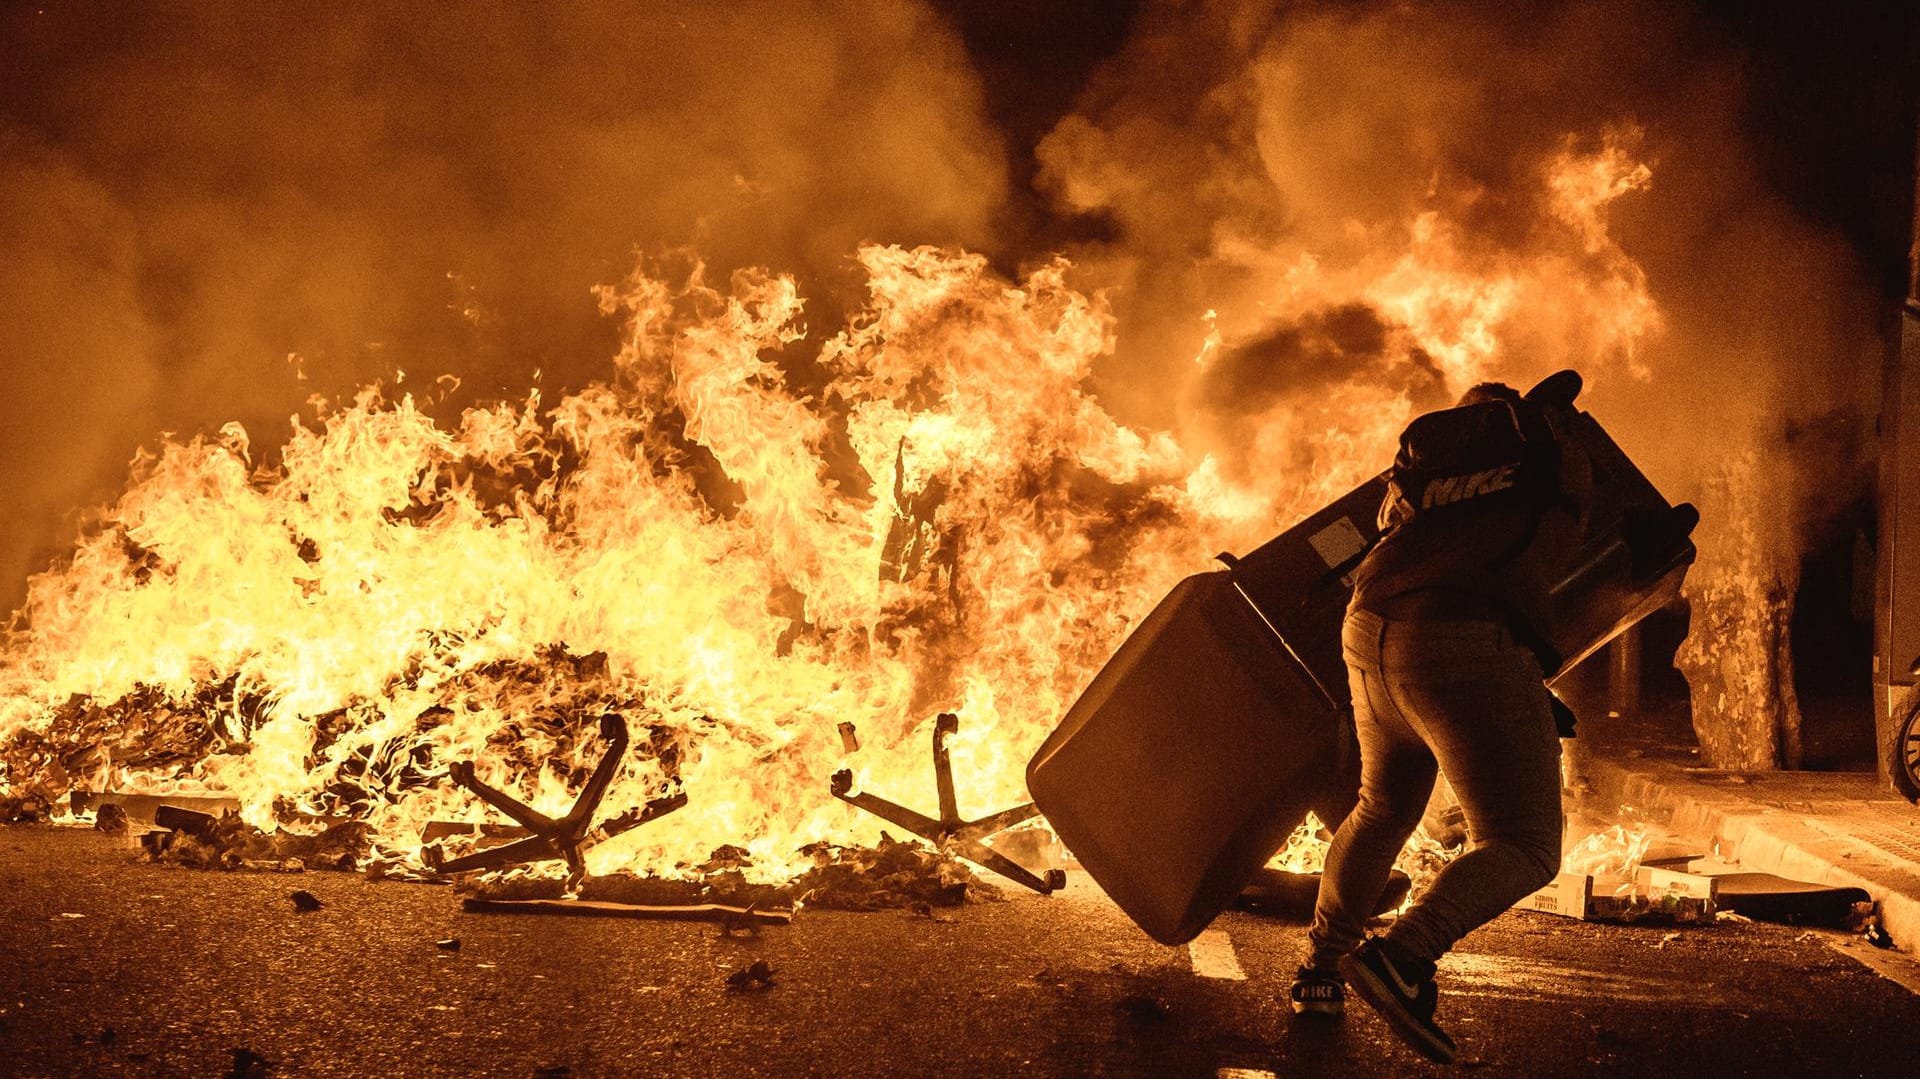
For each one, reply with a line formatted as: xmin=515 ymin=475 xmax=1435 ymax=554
xmin=1518 ymin=871 xmax=1602 ymax=919
xmin=1635 ymin=865 xmax=1719 ymax=902
xmin=1517 ymin=867 xmax=1717 ymax=923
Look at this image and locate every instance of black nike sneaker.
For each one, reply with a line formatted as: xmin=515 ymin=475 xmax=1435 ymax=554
xmin=1288 ymin=965 xmax=1345 ymax=1016
xmin=1338 ymin=938 xmax=1457 ymax=1064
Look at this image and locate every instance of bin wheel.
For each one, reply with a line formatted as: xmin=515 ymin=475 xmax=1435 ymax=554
xmin=1895 ymin=687 xmax=1920 ymax=804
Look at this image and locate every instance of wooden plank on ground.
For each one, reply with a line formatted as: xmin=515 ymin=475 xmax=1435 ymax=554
xmin=460 ymin=897 xmax=793 ymax=926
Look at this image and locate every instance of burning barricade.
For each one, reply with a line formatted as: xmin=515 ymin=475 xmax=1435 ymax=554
xmin=0 ymin=134 xmax=1681 ymax=923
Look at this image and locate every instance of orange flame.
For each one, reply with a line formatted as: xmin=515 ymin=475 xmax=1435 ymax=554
xmin=1 ymin=129 xmax=1662 ymax=884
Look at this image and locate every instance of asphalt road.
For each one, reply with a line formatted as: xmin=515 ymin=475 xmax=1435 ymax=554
xmin=3 ymin=825 xmax=1918 ymax=1078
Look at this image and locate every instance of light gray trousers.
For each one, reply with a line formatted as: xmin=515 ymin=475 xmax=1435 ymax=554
xmin=1308 ymin=609 xmax=1564 ymax=969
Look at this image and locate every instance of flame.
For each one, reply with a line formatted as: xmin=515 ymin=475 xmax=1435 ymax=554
xmin=1 ymin=128 xmax=1663 ymax=885
xmin=1361 ymin=128 xmax=1661 ymax=387
xmin=1268 ymin=811 xmax=1332 ymax=875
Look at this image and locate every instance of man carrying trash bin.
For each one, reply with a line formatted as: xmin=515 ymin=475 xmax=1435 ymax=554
xmin=1290 ymin=376 xmax=1591 ymax=1065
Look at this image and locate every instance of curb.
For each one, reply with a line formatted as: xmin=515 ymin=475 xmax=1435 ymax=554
xmin=1577 ymin=754 xmax=1920 ymax=954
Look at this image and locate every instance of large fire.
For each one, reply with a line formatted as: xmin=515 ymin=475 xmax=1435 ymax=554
xmin=0 ymin=138 xmax=1659 ymax=884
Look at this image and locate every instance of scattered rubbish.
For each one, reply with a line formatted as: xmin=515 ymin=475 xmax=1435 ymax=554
xmin=1655 ymin=932 xmax=1681 ymax=948
xmin=533 ymin=1065 xmax=573 ymax=1077
xmin=56 ymin=912 xmax=85 ymax=920
xmin=461 ymin=897 xmax=793 ymax=926
xmin=418 ymin=821 xmax=536 ymax=844
xmin=435 ymin=938 xmax=461 ymax=951
xmin=360 ymin=856 xmax=445 ymax=884
xmin=459 ymin=832 xmax=1005 ymax=913
xmin=724 ymin=960 xmax=776 ymax=993
xmin=70 ymin=790 xmax=241 ymax=821
xmin=986 ymin=824 xmax=1068 ymax=876
xmin=3 ymin=674 xmax=263 ymax=817
xmin=702 ymin=846 xmax=752 ymax=872
xmin=1559 ymin=821 xmax=1664 ymax=880
xmin=1865 ymin=922 xmax=1896 ymax=950
xmin=796 ymin=833 xmax=1007 ymax=910
xmin=93 ymin=803 xmax=130 ymax=835
xmin=1518 ymin=866 xmax=1716 ymax=924
xmin=1847 ymin=901 xmax=1879 ymax=932
xmin=2 ymin=802 xmax=46 ymax=823
xmin=1716 ymin=911 xmax=1753 ymax=924
xmin=154 ymin=804 xmax=218 ymax=837
xmin=225 ymin=1047 xmax=272 ymax=1079
xmin=461 ymin=860 xmax=778 ymax=908
xmin=290 ymin=889 xmax=323 ymax=912
xmin=141 ymin=812 xmax=368 ymax=872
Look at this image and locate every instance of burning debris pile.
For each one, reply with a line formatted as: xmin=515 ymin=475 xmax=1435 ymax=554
xmin=0 ymin=248 xmax=1226 ymax=878
xmin=0 ymin=678 xmax=267 ymax=821
xmin=790 ymin=835 xmax=1004 ymax=910
xmin=0 ymin=121 xmax=1666 ymax=894
xmin=138 ymin=809 xmax=368 ymax=874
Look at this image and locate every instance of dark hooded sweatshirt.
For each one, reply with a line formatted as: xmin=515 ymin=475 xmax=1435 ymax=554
xmin=1346 ymin=402 xmax=1594 ymax=674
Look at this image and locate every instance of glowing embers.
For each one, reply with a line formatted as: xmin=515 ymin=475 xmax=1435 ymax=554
xmin=423 ymin=713 xmax=686 ymax=890
xmin=830 ymin=713 xmax=1066 ymax=894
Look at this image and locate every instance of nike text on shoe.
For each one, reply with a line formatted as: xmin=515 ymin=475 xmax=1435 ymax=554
xmin=1289 ymin=966 xmax=1345 ymax=1016
xmin=1338 ymin=938 xmax=1457 ymax=1064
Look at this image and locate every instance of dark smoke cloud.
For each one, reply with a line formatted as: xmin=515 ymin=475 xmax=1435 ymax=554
xmin=1033 ymin=0 xmax=1905 ymax=552
xmin=1187 ymin=300 xmax=1451 ymax=492
xmin=0 ymin=1 xmax=1010 ymax=613
xmin=1200 ymin=304 xmax=1404 ymax=415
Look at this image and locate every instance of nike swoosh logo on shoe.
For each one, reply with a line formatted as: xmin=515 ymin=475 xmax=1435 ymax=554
xmin=1380 ymin=952 xmax=1420 ymax=998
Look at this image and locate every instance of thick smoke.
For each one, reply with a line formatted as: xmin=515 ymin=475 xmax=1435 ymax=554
xmin=1191 ymin=302 xmax=1448 ymax=490
xmin=0 ymin=0 xmax=1904 ymax=619
xmin=0 ymin=2 xmax=1009 ymax=614
xmin=1033 ymin=0 xmax=1890 ymax=542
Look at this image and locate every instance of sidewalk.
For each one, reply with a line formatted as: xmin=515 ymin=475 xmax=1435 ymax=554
xmin=1569 ymin=744 xmax=1920 ymax=953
